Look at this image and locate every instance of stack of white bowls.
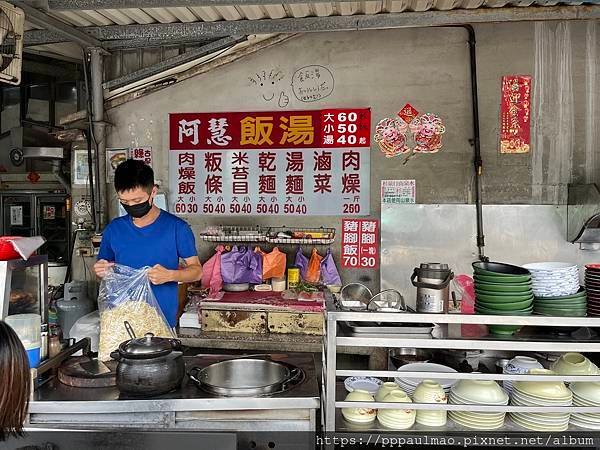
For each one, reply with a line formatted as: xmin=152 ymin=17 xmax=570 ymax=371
xmin=510 ymin=368 xmax=572 ymax=431
xmin=522 ymin=262 xmax=580 ymax=298
xmin=503 ymin=356 xmax=544 ymax=395
xmin=448 ymin=380 xmax=509 ymax=430
xmin=570 ymin=382 xmax=600 ymax=429
xmin=413 ymin=380 xmax=448 ymax=427
xmin=377 ymin=390 xmax=416 ymax=430
xmin=394 ymin=363 xmax=457 ymax=397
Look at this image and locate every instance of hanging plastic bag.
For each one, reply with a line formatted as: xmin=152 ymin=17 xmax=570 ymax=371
xmin=305 ymin=248 xmax=323 ymax=284
xmin=262 ymin=247 xmax=287 ymax=279
xmin=98 ymin=264 xmax=174 ymax=361
xmin=221 ymin=245 xmax=246 ymax=284
xmin=248 ymin=247 xmax=263 ymax=284
xmin=294 ymin=247 xmax=309 ymax=279
xmin=320 ymin=248 xmax=342 ymax=286
xmin=201 ymin=245 xmax=224 ymax=295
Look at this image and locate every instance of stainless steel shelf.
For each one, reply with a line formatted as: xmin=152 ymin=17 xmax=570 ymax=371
xmin=323 ymin=296 xmax=600 ymax=432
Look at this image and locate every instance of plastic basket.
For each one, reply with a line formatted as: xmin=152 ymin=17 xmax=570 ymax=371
xmin=0 ymin=236 xmax=23 ymax=260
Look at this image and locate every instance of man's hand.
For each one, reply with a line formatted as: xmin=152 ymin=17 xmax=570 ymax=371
xmin=148 ymin=264 xmax=174 ymax=285
xmin=94 ymin=259 xmax=114 ymax=278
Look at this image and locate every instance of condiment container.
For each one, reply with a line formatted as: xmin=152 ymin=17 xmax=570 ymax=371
xmin=5 ymin=314 xmax=42 ymax=368
xmin=272 ymin=277 xmax=286 ymax=292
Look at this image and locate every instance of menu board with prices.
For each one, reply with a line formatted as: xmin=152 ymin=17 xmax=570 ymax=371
xmin=341 ymin=219 xmax=379 ymax=269
xmin=169 ymin=109 xmax=371 ymax=216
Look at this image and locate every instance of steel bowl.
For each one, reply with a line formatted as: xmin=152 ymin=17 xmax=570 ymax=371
xmin=367 ymin=289 xmax=405 ymax=312
xmin=340 ymin=283 xmax=372 ymax=310
xmin=189 ymin=358 xmax=303 ymax=397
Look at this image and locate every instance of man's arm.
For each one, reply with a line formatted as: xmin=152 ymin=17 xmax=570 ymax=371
xmin=148 ymin=256 xmax=202 ymax=285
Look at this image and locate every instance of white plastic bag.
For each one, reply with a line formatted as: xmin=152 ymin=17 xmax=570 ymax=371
xmin=69 ymin=310 xmax=100 ymax=354
xmin=97 ymin=264 xmax=174 ymax=361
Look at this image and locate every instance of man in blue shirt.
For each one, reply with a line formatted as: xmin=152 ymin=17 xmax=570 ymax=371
xmin=94 ymin=159 xmax=202 ymax=327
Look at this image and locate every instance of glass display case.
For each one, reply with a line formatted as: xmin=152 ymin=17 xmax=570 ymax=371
xmin=0 ymin=254 xmax=48 ymax=321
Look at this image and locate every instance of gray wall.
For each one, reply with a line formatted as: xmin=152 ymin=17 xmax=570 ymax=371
xmin=104 ymin=21 xmax=600 ymax=292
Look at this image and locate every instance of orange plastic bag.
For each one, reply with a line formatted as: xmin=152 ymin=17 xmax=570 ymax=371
xmin=262 ymin=247 xmax=286 ymax=280
xmin=305 ymin=248 xmax=323 ymax=283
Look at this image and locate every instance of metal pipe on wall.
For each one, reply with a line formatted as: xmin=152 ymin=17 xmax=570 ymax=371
xmin=89 ymin=47 xmax=107 ymax=229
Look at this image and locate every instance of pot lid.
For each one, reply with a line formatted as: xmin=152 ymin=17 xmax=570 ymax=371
xmin=118 ymin=333 xmax=176 ymax=359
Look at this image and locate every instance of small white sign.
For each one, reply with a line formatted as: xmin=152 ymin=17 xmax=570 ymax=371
xmin=10 ymin=206 xmax=23 ymax=226
xmin=381 ymin=179 xmax=416 ymax=204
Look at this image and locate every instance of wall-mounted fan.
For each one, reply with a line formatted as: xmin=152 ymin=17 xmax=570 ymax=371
xmin=0 ymin=1 xmax=23 ymax=85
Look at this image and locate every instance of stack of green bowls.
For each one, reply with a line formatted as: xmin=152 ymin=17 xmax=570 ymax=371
xmin=472 ymin=262 xmax=533 ymax=336
xmin=533 ymin=288 xmax=587 ymax=317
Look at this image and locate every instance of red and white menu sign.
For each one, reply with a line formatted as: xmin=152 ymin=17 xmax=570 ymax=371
xmin=341 ymin=219 xmax=379 ymax=269
xmin=130 ymin=146 xmax=153 ymax=166
xmin=168 ymin=109 xmax=371 ymax=216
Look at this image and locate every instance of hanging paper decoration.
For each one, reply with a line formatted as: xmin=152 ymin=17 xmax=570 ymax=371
xmin=409 ymin=113 xmax=446 ymax=153
xmin=398 ymin=103 xmax=420 ymax=125
xmin=500 ymin=75 xmax=531 ymax=154
xmin=374 ymin=117 xmax=410 ymax=158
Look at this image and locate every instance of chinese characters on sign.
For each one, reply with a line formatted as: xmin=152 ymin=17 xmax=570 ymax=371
xmin=130 ymin=146 xmax=153 ymax=166
xmin=169 ymin=109 xmax=371 ymax=216
xmin=500 ymin=75 xmax=531 ymax=154
xmin=341 ymin=219 xmax=379 ymax=269
xmin=381 ymin=180 xmax=416 ymax=204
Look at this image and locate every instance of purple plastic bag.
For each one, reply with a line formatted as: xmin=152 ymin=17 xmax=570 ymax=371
xmin=248 ymin=246 xmax=263 ymax=284
xmin=320 ymin=248 xmax=342 ymax=286
xmin=294 ymin=247 xmax=309 ymax=279
xmin=221 ymin=246 xmax=254 ymax=284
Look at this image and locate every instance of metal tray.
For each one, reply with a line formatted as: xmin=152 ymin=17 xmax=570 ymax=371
xmin=343 ymin=321 xmax=435 ymax=335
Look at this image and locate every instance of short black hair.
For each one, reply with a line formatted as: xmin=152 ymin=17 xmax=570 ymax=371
xmin=114 ymin=159 xmax=154 ymax=193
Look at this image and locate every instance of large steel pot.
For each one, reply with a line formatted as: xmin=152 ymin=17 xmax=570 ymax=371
xmin=189 ymin=357 xmax=303 ymax=397
xmin=111 ymin=333 xmax=185 ymax=397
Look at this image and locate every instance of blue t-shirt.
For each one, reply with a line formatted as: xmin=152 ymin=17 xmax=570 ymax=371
xmin=97 ymin=209 xmax=197 ymax=327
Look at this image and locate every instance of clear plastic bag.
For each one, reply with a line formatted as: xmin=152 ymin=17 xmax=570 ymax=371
xmin=97 ymin=264 xmax=174 ymax=361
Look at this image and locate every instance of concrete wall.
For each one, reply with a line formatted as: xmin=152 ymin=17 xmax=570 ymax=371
xmin=104 ymin=21 xmax=600 ymax=292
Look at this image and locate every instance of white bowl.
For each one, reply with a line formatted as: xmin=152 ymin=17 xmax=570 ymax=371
xmin=375 ymin=382 xmax=403 ymax=402
xmin=449 ymin=412 xmax=504 ymax=430
xmin=513 ymin=369 xmax=572 ymax=400
xmin=345 ymin=376 xmax=383 ymax=395
xmin=413 ymin=380 xmax=447 ymax=404
xmin=395 ymin=363 xmax=457 ymax=389
xmin=551 ymin=353 xmax=599 ymax=377
xmin=449 ymin=391 xmax=509 ymax=406
xmin=523 ymin=262 xmax=579 ymax=271
xmin=450 ymin=380 xmax=508 ymax=405
xmin=503 ymin=356 xmax=544 ymax=393
xmin=342 ymin=389 xmax=377 ymax=424
xmin=510 ymin=414 xmax=569 ymax=432
xmin=570 ymin=382 xmax=600 ymax=404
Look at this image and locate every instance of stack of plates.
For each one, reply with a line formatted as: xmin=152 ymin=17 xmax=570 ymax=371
xmin=472 ymin=261 xmax=533 ymax=335
xmin=570 ymin=382 xmax=600 ymax=430
xmin=509 ymin=369 xmax=572 ymax=432
xmin=523 ymin=262 xmax=580 ymax=298
xmin=533 ymin=288 xmax=587 ymax=317
xmin=585 ymin=265 xmax=600 ymax=317
xmin=448 ymin=380 xmax=508 ymax=430
xmin=394 ymin=363 xmax=457 ymax=397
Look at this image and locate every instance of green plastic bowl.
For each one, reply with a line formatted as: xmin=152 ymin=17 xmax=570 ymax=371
xmin=477 ymin=299 xmax=533 ymax=310
xmin=533 ymin=310 xmax=587 ymax=317
xmin=472 ymin=261 xmax=530 ymax=277
xmin=475 ymin=306 xmax=533 ymax=316
xmin=534 ymin=298 xmax=587 ymax=306
xmin=534 ymin=305 xmax=587 ymax=313
xmin=473 ymin=274 xmax=532 ymax=284
xmin=476 ymin=292 xmax=534 ymax=303
xmin=475 ymin=283 xmax=533 ymax=293
xmin=488 ymin=324 xmax=522 ymax=335
xmin=475 ymin=286 xmax=533 ymax=297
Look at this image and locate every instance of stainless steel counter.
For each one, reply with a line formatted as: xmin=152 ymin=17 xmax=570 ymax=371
xmin=28 ymin=353 xmax=319 ymax=433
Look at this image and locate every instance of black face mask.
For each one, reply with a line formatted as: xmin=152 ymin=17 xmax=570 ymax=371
xmin=122 ymin=197 xmax=153 ymax=218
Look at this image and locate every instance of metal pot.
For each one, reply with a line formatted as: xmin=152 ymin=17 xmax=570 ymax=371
xmin=411 ymin=263 xmax=454 ymax=313
xmin=111 ymin=333 xmax=185 ymax=397
xmin=189 ymin=357 xmax=303 ymax=397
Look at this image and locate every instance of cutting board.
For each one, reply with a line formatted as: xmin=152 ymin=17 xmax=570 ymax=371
xmin=58 ymin=356 xmax=118 ymax=388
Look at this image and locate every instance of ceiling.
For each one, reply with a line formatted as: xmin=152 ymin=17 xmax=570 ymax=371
xmin=17 ymin=0 xmax=600 ymax=61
